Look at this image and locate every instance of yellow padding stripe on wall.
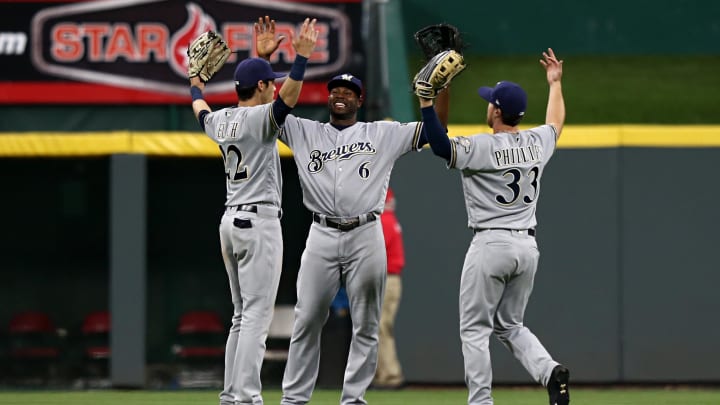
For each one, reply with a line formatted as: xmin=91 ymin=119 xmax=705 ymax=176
xmin=0 ymin=131 xmax=293 ymax=157
xmin=450 ymin=125 xmax=720 ymax=148
xmin=1 ymin=125 xmax=720 ymax=157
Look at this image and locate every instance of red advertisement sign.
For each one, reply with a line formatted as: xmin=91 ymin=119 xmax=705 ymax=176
xmin=0 ymin=0 xmax=364 ymax=104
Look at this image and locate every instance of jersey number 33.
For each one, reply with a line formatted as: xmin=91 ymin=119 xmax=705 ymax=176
xmin=496 ymin=166 xmax=540 ymax=206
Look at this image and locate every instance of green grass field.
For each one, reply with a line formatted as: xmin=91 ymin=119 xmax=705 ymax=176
xmin=2 ymin=387 xmax=720 ymax=405
xmin=407 ymin=55 xmax=720 ymax=125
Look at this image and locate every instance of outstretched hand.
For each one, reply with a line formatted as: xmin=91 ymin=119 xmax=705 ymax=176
xmin=540 ymin=48 xmax=563 ymax=85
xmin=255 ymin=15 xmax=285 ymax=59
xmin=293 ymin=18 xmax=318 ymax=59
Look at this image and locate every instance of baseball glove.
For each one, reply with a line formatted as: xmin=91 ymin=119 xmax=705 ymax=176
xmin=412 ymin=49 xmax=466 ymax=99
xmin=187 ymin=31 xmax=231 ymax=82
xmin=414 ymin=23 xmax=465 ymax=61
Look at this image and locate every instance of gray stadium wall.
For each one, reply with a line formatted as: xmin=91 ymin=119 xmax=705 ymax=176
xmin=1 ymin=146 xmax=719 ymax=384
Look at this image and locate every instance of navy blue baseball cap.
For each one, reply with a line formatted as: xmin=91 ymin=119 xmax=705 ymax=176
xmin=327 ymin=73 xmax=363 ymax=96
xmin=478 ymin=81 xmax=527 ymax=117
xmin=234 ymin=58 xmax=285 ymax=88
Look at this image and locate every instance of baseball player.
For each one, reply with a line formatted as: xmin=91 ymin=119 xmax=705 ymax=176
xmin=417 ymin=48 xmax=569 ymax=405
xmin=278 ymin=75 xmax=425 ymax=405
xmin=254 ymin=34 xmax=448 ymax=405
xmin=189 ymin=16 xmax=318 ymax=405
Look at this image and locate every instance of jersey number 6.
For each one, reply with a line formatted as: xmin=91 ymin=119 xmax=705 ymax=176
xmin=358 ymin=161 xmax=371 ymax=179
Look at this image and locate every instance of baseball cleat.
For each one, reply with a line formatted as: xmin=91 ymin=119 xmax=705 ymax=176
xmin=547 ymin=365 xmax=570 ymax=405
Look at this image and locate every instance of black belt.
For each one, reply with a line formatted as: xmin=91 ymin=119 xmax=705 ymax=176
xmin=231 ymin=204 xmax=282 ymax=218
xmin=474 ymin=228 xmax=535 ymax=236
xmin=313 ymin=212 xmax=377 ymax=231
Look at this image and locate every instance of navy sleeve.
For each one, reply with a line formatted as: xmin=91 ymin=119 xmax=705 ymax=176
xmin=421 ymin=106 xmax=451 ymax=161
xmin=271 ymin=95 xmax=293 ymax=126
xmin=197 ymin=109 xmax=209 ymax=132
xmin=417 ymin=125 xmax=428 ymax=148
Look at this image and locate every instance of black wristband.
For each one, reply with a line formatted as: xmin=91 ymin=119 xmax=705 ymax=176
xmin=289 ymin=55 xmax=308 ymax=81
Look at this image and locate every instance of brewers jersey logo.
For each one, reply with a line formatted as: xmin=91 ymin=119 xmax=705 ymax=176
xmin=307 ymin=142 xmax=377 ymax=173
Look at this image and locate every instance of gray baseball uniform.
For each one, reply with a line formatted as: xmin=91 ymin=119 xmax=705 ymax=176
xmin=449 ymin=124 xmax=561 ymax=405
xmin=279 ymin=116 xmax=423 ymax=405
xmin=203 ymin=102 xmax=284 ymax=405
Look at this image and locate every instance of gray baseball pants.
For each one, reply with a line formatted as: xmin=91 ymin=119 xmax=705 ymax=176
xmin=219 ymin=207 xmax=283 ymax=405
xmin=460 ymin=229 xmax=559 ymax=405
xmin=282 ymin=220 xmax=386 ymax=405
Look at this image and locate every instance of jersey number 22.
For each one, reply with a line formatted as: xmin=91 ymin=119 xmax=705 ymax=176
xmin=219 ymin=145 xmax=249 ymax=181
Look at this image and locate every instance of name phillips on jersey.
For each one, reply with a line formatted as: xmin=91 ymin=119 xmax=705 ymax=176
xmin=494 ymin=144 xmax=543 ymax=168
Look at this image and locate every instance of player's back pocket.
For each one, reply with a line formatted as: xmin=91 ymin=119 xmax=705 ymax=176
xmin=233 ymin=218 xmax=253 ymax=229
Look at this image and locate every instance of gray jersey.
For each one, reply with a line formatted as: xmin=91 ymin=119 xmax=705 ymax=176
xmin=279 ymin=115 xmax=423 ymax=405
xmin=449 ymin=124 xmax=558 ymax=229
xmin=203 ymin=103 xmax=282 ymax=207
xmin=280 ymin=116 xmax=423 ymax=215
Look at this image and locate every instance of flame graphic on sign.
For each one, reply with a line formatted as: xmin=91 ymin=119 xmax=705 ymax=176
xmin=169 ymin=3 xmax=217 ymax=78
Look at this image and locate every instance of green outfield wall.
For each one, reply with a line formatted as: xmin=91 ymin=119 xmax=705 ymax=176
xmin=399 ymin=0 xmax=720 ymax=55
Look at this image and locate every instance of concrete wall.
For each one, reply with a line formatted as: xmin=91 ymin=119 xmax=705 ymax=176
xmin=392 ymin=147 xmax=720 ymax=383
xmin=2 ymin=146 xmax=720 ymax=383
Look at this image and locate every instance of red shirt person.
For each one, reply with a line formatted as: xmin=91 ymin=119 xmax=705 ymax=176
xmin=373 ymin=188 xmax=406 ymax=388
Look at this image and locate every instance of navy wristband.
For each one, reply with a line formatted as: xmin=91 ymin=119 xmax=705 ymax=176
xmin=289 ymin=55 xmax=308 ymax=81
xmin=190 ymin=85 xmax=203 ymax=101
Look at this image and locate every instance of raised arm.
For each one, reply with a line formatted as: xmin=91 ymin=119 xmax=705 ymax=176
xmin=434 ymin=86 xmax=450 ymax=128
xmin=190 ymin=76 xmax=210 ymax=122
xmin=418 ymin=85 xmax=450 ymax=148
xmin=418 ymin=97 xmax=452 ymax=161
xmin=277 ymin=17 xmax=318 ymax=108
xmin=188 ymin=31 xmax=232 ymax=125
xmin=540 ymin=48 xmax=565 ymax=137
